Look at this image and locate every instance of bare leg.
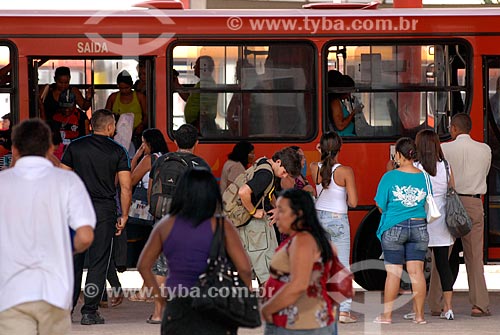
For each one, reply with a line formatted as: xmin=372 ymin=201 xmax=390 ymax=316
xmin=443 ymin=291 xmax=453 ymax=312
xmin=406 ymin=260 xmax=426 ymax=322
xmin=151 ymin=275 xmax=165 ymax=321
xmin=382 ymin=264 xmax=403 ymax=321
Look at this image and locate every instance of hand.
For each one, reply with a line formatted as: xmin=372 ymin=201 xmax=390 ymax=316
xmin=261 ymin=305 xmax=273 ymax=323
xmin=85 ymin=87 xmax=94 ymax=100
xmin=253 ymin=209 xmax=266 ymax=220
xmin=115 ymin=216 xmax=128 ymax=236
xmin=266 ymin=208 xmax=278 ymax=225
xmin=135 ymin=143 xmax=147 ymax=157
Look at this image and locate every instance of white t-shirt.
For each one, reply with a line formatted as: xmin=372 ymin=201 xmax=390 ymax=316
xmin=0 ymin=156 xmax=96 ymax=312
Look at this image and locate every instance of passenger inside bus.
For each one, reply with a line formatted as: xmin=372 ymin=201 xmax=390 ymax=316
xmin=39 ymin=66 xmax=92 ymax=145
xmin=173 ymin=55 xmax=218 ymax=136
xmin=226 ymin=59 xmax=256 ymax=136
xmin=105 ymin=70 xmax=147 ymax=149
xmin=0 ymin=63 xmax=11 ymax=86
xmin=133 ymin=61 xmax=147 ymax=96
xmin=327 ymin=71 xmax=362 ymax=136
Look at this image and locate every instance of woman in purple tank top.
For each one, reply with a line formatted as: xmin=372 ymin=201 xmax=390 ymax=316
xmin=138 ymin=167 xmax=252 ymax=335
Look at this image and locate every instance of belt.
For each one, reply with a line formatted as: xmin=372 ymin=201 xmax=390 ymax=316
xmin=457 ymin=193 xmax=481 ymax=198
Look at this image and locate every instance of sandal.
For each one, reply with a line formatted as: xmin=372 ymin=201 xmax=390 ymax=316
xmin=339 ymin=312 xmax=357 ymax=323
xmin=128 ymin=292 xmax=148 ymax=302
xmin=412 ymin=319 xmax=427 ymax=324
xmin=471 ymin=306 xmax=491 ymax=317
xmin=110 ymin=294 xmax=124 ymax=307
xmin=146 ymin=315 xmax=162 ymax=324
xmin=403 ymin=312 xmax=415 ymax=320
xmin=373 ymin=316 xmax=392 ymax=324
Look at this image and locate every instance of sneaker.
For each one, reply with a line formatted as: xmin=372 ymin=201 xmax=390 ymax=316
xmin=440 ymin=310 xmax=454 ymax=320
xmin=339 ymin=312 xmax=358 ymax=323
xmin=403 ymin=312 xmax=416 ymax=320
xmin=81 ymin=312 xmax=105 ymax=325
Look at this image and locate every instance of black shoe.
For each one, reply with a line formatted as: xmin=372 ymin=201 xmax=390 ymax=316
xmin=81 ymin=312 xmax=105 ymax=325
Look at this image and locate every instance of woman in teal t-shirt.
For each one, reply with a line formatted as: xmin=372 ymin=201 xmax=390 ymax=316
xmin=373 ymin=137 xmax=429 ymax=325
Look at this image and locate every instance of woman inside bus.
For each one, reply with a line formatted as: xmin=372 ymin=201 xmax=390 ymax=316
xmin=310 ymin=131 xmax=358 ymax=324
xmin=327 ymin=71 xmax=362 ymax=137
xmin=261 ymin=188 xmax=336 ymax=335
xmin=39 ymin=66 xmax=92 ymax=137
xmin=374 ymin=137 xmax=429 ymax=324
xmin=137 ymin=167 xmax=252 ymax=334
xmin=105 ymin=70 xmax=147 ymax=149
xmin=219 ymin=140 xmax=255 ymax=192
xmin=414 ymin=129 xmax=455 ymax=320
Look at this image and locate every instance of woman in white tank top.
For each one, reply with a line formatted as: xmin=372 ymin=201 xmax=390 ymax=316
xmin=310 ymin=131 xmax=358 ymax=323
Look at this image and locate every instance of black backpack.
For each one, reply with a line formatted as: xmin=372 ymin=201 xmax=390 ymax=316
xmin=149 ymin=152 xmax=196 ymax=219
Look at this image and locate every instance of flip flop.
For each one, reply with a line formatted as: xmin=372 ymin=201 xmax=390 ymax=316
xmin=110 ymin=295 xmax=124 ymax=307
xmin=412 ymin=319 xmax=427 ymax=324
xmin=373 ymin=317 xmax=392 ymax=324
xmin=146 ymin=315 xmax=162 ymax=324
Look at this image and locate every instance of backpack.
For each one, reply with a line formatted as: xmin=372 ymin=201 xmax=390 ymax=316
xmin=222 ymin=159 xmax=274 ymax=227
xmin=149 ymin=152 xmax=196 ymax=219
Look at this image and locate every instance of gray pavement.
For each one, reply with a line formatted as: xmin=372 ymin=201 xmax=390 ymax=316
xmin=70 ymin=291 xmax=499 ymax=335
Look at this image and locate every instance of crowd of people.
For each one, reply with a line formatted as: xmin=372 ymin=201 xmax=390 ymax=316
xmin=0 ymin=108 xmax=493 ymax=335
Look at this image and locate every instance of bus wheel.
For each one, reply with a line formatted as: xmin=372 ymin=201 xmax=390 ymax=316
xmin=352 ymin=207 xmax=386 ymax=291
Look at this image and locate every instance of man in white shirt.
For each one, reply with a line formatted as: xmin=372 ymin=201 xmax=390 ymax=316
xmin=0 ymin=119 xmax=96 ymax=335
xmin=439 ymin=113 xmax=492 ymax=317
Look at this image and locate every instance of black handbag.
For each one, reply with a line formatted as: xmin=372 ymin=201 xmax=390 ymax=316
xmin=191 ymin=216 xmax=261 ymax=329
xmin=444 ymin=160 xmax=472 ymax=238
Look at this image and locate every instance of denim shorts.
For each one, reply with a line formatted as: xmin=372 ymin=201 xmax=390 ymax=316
xmin=381 ymin=219 xmax=429 ymax=265
xmin=264 ymin=323 xmax=336 ymax=335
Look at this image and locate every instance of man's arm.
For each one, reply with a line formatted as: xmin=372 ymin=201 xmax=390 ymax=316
xmin=60 ymin=163 xmax=72 ymax=171
xmin=116 ymin=170 xmax=132 ymax=235
xmin=73 ymin=226 xmax=94 ymax=253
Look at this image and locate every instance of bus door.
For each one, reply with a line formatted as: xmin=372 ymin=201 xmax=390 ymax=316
xmin=484 ymin=56 xmax=500 ymax=261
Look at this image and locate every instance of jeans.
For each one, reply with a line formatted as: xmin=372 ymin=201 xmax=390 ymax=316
xmin=317 ymin=210 xmax=351 ymax=313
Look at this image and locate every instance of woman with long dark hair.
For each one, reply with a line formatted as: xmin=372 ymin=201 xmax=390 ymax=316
xmin=261 ymin=189 xmax=336 ymax=334
xmin=310 ymin=131 xmax=358 ymax=323
xmin=219 ymin=140 xmax=255 ymax=192
xmin=374 ymin=137 xmax=429 ymax=324
xmin=415 ymin=129 xmax=455 ymax=320
xmin=138 ymin=167 xmax=252 ymax=334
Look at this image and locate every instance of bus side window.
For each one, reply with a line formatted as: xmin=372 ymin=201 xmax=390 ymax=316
xmin=326 ymin=42 xmax=470 ymax=139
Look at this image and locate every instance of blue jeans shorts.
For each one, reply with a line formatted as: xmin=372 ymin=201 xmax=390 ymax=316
xmin=381 ymin=219 xmax=429 ymax=265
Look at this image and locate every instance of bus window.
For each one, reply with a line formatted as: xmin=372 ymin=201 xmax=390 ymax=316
xmin=0 ymin=45 xmax=12 ymax=120
xmin=171 ymin=43 xmax=316 ymax=140
xmin=326 ymin=41 xmax=470 ymax=139
xmin=34 ymin=58 xmax=153 ymax=149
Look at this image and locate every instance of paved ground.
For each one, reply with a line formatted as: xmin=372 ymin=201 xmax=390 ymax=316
xmin=70 ymin=291 xmax=499 ymax=335
xmin=71 ymin=265 xmax=500 ymax=334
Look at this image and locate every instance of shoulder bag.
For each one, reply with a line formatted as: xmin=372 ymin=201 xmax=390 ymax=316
xmin=191 ymin=216 xmax=261 ymax=328
xmin=128 ymin=180 xmax=154 ymax=226
xmin=444 ymin=160 xmax=472 ymax=238
xmin=423 ymin=171 xmax=441 ymax=224
xmin=325 ymin=251 xmax=354 ymax=306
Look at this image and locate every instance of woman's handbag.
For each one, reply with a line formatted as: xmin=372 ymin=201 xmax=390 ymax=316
xmin=191 ymin=216 xmax=261 ymax=328
xmin=325 ymin=252 xmax=354 ymax=305
xmin=444 ymin=160 xmax=472 ymax=238
xmin=128 ymin=181 xmax=154 ymax=226
xmin=423 ymin=171 xmax=441 ymax=223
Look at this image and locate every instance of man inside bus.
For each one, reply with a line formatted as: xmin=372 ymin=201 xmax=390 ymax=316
xmin=173 ymin=55 xmax=218 ymax=136
xmin=489 ymin=76 xmax=500 ymax=125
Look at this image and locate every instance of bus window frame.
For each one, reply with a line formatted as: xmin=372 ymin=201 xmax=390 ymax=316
xmin=167 ymin=40 xmax=318 ymax=144
xmin=0 ymin=40 xmax=18 ymax=125
xmin=28 ymin=56 xmax=155 ymax=128
xmin=323 ymin=38 xmax=473 ymax=143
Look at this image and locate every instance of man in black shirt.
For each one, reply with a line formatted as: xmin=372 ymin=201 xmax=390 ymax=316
xmin=238 ymin=147 xmax=301 ymax=284
xmin=61 ymin=109 xmax=132 ymax=325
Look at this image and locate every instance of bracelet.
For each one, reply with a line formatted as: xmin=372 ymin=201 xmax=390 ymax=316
xmin=248 ymin=207 xmax=257 ymax=216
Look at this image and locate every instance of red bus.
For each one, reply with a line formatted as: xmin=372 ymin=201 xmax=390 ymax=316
xmin=1 ymin=1 xmax=500 ymax=289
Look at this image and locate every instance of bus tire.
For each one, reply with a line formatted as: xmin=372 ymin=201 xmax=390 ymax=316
xmin=352 ymin=207 xmax=386 ymax=291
